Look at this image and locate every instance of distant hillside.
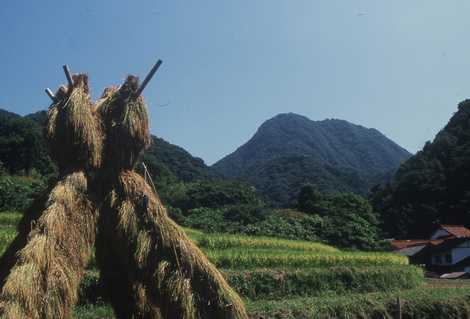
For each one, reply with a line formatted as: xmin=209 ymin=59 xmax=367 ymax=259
xmin=143 ymin=136 xmax=220 ymax=187
xmin=213 ymin=113 xmax=410 ymax=206
xmin=0 ymin=108 xmax=219 ymax=185
xmin=371 ymin=100 xmax=470 ymax=238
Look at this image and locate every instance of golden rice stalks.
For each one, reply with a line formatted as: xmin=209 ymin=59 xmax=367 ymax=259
xmin=0 ymin=172 xmax=97 ymax=319
xmin=95 ymin=76 xmax=151 ymax=170
xmin=46 ymin=74 xmax=103 ymax=171
xmin=98 ymin=171 xmax=248 ymax=319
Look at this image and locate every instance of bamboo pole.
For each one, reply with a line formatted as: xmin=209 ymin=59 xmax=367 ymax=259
xmin=63 ymin=65 xmax=74 ymax=87
xmin=45 ymin=88 xmax=56 ymax=101
xmin=135 ymin=59 xmax=162 ymax=97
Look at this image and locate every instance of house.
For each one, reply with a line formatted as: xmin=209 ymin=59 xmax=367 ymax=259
xmin=391 ymin=225 xmax=470 ymax=274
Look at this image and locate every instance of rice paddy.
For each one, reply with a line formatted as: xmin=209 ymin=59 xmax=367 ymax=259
xmin=196 ymin=233 xmax=340 ymax=252
xmin=1 ymin=211 xmax=469 ymax=318
xmin=206 ymin=249 xmax=408 ymax=269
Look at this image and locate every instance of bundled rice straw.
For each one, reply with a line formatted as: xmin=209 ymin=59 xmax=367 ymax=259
xmin=0 ymin=67 xmax=246 ymax=319
xmin=99 ymin=172 xmax=247 ymax=319
xmin=96 ymin=77 xmax=247 ymax=319
xmin=0 ymin=75 xmax=101 ymax=318
xmin=46 ymin=74 xmax=103 ymax=172
xmin=0 ymin=173 xmax=97 ymax=319
xmin=95 ymin=76 xmax=150 ymax=170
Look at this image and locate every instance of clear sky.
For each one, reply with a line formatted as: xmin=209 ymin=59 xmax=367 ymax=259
xmin=1 ymin=1 xmax=470 ymax=164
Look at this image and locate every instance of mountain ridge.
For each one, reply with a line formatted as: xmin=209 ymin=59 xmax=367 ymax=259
xmin=213 ymin=112 xmax=410 ymax=206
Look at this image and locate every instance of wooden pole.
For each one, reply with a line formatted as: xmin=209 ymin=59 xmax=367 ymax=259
xmin=45 ymin=88 xmax=56 ymax=102
xmin=397 ymin=297 xmax=402 ymax=319
xmin=135 ymin=59 xmax=162 ymax=97
xmin=62 ymin=65 xmax=74 ymax=87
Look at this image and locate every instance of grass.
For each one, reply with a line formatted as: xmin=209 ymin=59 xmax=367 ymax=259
xmin=71 ymin=287 xmax=470 ymax=319
xmin=0 ymin=226 xmax=17 ymax=255
xmin=247 ymin=287 xmax=470 ymax=319
xmin=0 ymin=211 xmax=22 ymax=227
xmin=73 ymin=304 xmax=114 ymax=319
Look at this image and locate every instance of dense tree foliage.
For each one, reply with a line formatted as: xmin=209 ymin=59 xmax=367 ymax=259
xmin=371 ymin=100 xmax=470 ymax=238
xmin=297 ymin=184 xmax=326 ymax=214
xmin=143 ymin=136 xmax=220 ymax=187
xmin=320 ymin=193 xmax=381 ymax=250
xmin=295 ymin=189 xmax=381 ymax=250
xmin=163 ymin=180 xmax=262 ymax=212
xmin=0 ymin=110 xmax=54 ymax=176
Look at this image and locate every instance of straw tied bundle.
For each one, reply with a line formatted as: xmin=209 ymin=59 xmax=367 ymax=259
xmin=0 ymin=62 xmax=248 ymax=319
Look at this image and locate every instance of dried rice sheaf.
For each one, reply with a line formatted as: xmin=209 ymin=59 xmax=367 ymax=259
xmin=0 ymin=172 xmax=97 ymax=319
xmin=46 ymin=74 xmax=103 ymax=172
xmin=98 ymin=171 xmax=248 ymax=319
xmin=96 ymin=77 xmax=248 ymax=318
xmin=0 ymin=76 xmax=101 ymax=318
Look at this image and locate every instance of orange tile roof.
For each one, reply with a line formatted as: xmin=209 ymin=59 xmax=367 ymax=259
xmin=390 ymin=240 xmax=431 ymax=250
xmin=390 ymin=225 xmax=470 ymax=251
xmin=440 ymin=225 xmax=470 ymax=238
xmin=391 ymin=239 xmax=445 ymax=250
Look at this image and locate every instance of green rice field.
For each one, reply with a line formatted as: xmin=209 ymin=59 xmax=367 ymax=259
xmin=1 ymin=211 xmax=470 ymax=318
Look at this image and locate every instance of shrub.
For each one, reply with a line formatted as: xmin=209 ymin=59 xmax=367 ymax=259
xmin=242 ymin=211 xmax=324 ymax=241
xmin=0 ymin=174 xmax=46 ymax=211
xmin=180 ymin=207 xmax=227 ymax=232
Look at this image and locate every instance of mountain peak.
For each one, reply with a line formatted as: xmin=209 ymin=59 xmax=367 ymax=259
xmin=213 ymin=113 xmax=410 ymax=206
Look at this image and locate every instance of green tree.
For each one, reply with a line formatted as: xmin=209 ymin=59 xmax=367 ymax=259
xmin=297 ymin=184 xmax=325 ymax=215
xmin=321 ymin=193 xmax=381 ymax=250
xmin=164 ymin=180 xmax=262 ymax=212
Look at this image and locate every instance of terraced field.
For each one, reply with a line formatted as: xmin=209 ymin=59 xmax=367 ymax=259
xmin=1 ymin=212 xmax=470 ymax=318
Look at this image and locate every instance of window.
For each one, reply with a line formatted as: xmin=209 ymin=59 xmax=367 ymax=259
xmin=445 ymin=254 xmax=452 ymax=264
xmin=434 ymin=255 xmax=442 ymax=264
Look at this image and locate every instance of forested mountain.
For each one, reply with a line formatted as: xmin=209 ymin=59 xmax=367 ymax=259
xmin=371 ymin=100 xmax=470 ymax=238
xmin=213 ymin=113 xmax=410 ymax=206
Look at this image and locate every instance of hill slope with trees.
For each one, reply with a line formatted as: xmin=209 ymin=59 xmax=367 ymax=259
xmin=0 ymin=109 xmax=219 ymax=184
xmin=371 ymin=100 xmax=470 ymax=238
xmin=213 ymin=113 xmax=410 ymax=206
xmin=0 ymin=108 xmax=227 ymax=211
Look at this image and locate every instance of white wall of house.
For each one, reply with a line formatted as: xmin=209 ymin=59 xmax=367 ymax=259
xmin=452 ymin=241 xmax=470 ymax=264
xmin=431 ymin=241 xmax=470 ymax=265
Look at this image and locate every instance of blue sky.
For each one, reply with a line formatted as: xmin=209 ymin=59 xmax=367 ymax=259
xmin=1 ymin=1 xmax=470 ymax=164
